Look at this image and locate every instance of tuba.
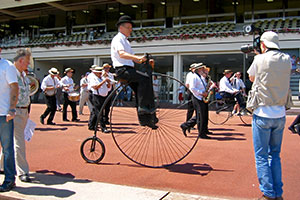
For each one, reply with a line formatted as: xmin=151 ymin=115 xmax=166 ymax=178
xmin=27 ymin=73 xmax=39 ymax=96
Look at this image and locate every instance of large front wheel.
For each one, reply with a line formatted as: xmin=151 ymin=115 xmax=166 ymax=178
xmin=106 ymin=73 xmax=201 ymax=168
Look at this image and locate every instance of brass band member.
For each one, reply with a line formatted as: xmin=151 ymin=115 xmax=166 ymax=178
xmin=60 ymin=68 xmax=79 ymax=122
xmin=88 ymin=66 xmax=111 ymax=133
xmin=185 ymin=63 xmax=200 ymax=121
xmin=180 ymin=64 xmax=212 ymax=139
xmin=40 ymin=68 xmax=60 ymax=125
xmin=219 ymin=69 xmax=246 ymax=112
xmin=102 ymin=63 xmax=115 ymax=125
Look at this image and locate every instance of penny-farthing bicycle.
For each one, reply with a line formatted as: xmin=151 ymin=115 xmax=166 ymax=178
xmin=80 ymin=56 xmax=202 ymax=168
xmin=208 ymin=96 xmax=252 ymax=125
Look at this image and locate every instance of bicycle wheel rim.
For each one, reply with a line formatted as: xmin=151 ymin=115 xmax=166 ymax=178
xmin=239 ymin=110 xmax=253 ymax=125
xmin=109 ymin=73 xmax=200 ymax=168
xmin=208 ymin=101 xmax=231 ymax=125
xmin=80 ymin=137 xmax=106 ymax=163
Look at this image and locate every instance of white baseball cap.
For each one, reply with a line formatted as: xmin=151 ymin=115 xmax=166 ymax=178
xmin=260 ymin=31 xmax=280 ymax=50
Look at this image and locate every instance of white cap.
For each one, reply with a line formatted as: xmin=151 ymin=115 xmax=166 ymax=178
xmin=260 ymin=31 xmax=280 ymax=49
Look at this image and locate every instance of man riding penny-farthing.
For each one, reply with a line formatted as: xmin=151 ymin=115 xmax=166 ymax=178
xmin=80 ymin=15 xmax=201 ymax=168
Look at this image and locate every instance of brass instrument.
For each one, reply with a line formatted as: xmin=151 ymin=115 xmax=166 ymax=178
xmin=27 ymin=73 xmax=39 ymax=96
xmin=203 ymin=75 xmax=215 ymax=103
xmin=103 ymin=71 xmax=118 ymax=84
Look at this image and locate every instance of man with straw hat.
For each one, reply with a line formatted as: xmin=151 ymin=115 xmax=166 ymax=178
xmin=219 ymin=69 xmax=245 ymax=112
xmin=102 ymin=63 xmax=116 ymax=125
xmin=40 ymin=67 xmax=60 ymax=125
xmin=88 ymin=66 xmax=111 ymax=133
xmin=185 ymin=63 xmax=202 ymax=122
xmin=180 ymin=63 xmax=212 ymax=139
xmin=60 ymin=68 xmax=79 ymax=122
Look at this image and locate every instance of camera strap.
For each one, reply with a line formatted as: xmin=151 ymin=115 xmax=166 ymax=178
xmin=266 ymin=48 xmax=280 ymax=52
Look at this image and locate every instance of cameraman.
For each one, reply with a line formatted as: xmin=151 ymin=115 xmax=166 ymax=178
xmin=247 ymin=31 xmax=291 ymax=200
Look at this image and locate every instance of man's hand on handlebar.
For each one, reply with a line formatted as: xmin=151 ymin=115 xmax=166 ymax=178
xmin=137 ymin=56 xmax=147 ymax=64
xmin=149 ymin=59 xmax=155 ymax=69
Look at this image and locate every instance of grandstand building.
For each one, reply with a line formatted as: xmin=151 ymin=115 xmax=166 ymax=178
xmin=1 ymin=0 xmax=300 ymax=100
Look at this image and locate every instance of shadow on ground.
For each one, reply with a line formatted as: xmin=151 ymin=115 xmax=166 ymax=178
xmin=11 ymin=170 xmax=92 ymax=198
xmin=165 ymin=163 xmax=234 ymax=176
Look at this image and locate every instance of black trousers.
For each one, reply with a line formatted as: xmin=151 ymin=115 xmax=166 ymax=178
xmin=88 ymin=91 xmax=94 ymax=107
xmin=41 ymin=95 xmax=56 ymax=123
xmin=88 ymin=94 xmax=106 ymax=130
xmin=104 ymin=90 xmax=113 ymax=123
xmin=183 ymin=96 xmax=209 ymax=135
xmin=186 ymin=91 xmax=195 ymax=121
xmin=290 ymin=115 xmax=300 ymax=127
xmin=62 ymin=92 xmax=78 ymax=120
xmin=221 ymin=91 xmax=245 ymax=108
xmin=115 ymin=66 xmax=155 ymax=112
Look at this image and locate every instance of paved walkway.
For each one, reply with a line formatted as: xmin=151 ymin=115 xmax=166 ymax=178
xmin=0 ymin=173 xmax=246 ymax=200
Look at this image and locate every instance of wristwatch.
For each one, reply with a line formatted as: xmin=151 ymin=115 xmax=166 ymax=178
xmin=8 ymin=108 xmax=16 ymax=113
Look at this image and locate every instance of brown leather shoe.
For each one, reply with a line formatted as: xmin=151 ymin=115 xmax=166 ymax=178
xmin=258 ymin=195 xmax=276 ymax=200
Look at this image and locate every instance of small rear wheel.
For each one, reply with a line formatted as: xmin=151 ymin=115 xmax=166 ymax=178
xmin=208 ymin=100 xmax=231 ymax=125
xmin=80 ymin=136 xmax=105 ymax=163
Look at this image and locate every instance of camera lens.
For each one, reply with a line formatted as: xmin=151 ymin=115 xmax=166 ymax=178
xmin=241 ymin=45 xmax=254 ymax=54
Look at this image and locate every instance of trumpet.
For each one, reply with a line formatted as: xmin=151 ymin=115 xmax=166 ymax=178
xmin=102 ymin=71 xmax=118 ymax=84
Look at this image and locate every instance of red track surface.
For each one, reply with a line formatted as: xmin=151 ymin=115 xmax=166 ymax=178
xmin=27 ymin=104 xmax=300 ymax=199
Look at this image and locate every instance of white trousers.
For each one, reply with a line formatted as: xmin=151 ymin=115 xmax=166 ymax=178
xmin=79 ymin=90 xmax=92 ymax=114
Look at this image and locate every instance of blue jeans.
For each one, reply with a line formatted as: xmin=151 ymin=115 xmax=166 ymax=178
xmin=252 ymin=114 xmax=285 ymax=198
xmin=0 ymin=116 xmax=16 ymax=182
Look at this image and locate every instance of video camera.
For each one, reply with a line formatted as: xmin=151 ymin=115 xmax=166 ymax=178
xmin=240 ymin=24 xmax=263 ymax=54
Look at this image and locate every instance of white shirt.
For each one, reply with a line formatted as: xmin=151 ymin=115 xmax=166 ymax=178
xmin=0 ymin=58 xmax=18 ymax=116
xmin=41 ymin=74 xmax=60 ymax=91
xmin=153 ymin=79 xmax=159 ymax=92
xmin=111 ymin=32 xmax=134 ymax=67
xmin=104 ymin=71 xmax=115 ymax=92
xmin=89 ymin=75 xmax=109 ymax=97
xmin=247 ymin=54 xmax=285 ymax=118
xmin=189 ymin=73 xmax=206 ymax=101
xmin=60 ymin=76 xmax=74 ymax=93
xmin=185 ymin=72 xmax=194 ymax=88
xmin=232 ymin=78 xmax=246 ymax=91
xmin=219 ymin=76 xmax=239 ymax=94
xmin=87 ymin=72 xmax=95 ymax=91
xmin=80 ymin=77 xmax=89 ymax=93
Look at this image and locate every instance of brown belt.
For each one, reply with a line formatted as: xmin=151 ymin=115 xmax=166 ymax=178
xmin=16 ymin=106 xmax=28 ymax=109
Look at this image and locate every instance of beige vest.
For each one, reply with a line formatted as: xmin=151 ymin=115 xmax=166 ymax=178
xmin=246 ymin=50 xmax=293 ymax=112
